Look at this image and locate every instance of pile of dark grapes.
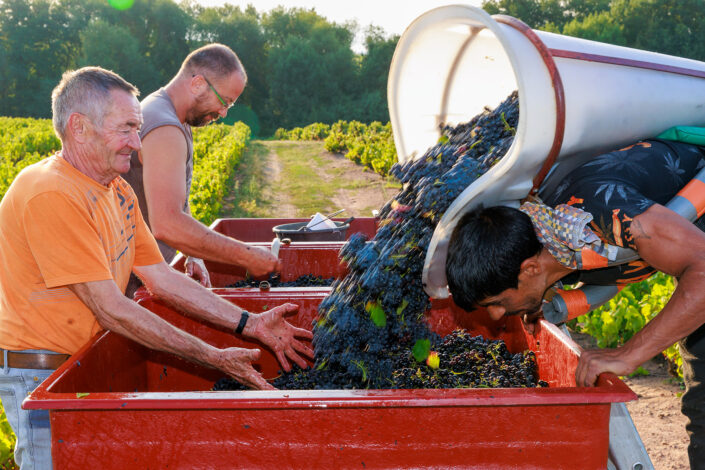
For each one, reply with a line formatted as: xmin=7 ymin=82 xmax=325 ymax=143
xmin=227 ymin=273 xmax=335 ymax=288
xmin=214 ymin=92 xmax=533 ymax=391
xmin=388 ymin=330 xmax=547 ymax=389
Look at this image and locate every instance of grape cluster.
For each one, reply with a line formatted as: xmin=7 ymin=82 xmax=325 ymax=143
xmin=214 ymin=92 xmax=524 ymax=391
xmin=227 ymin=273 xmax=336 ymax=288
xmin=389 ymin=330 xmax=547 ymax=389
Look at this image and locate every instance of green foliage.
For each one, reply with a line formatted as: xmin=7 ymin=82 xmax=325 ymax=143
xmin=324 ymin=120 xmax=398 ymax=176
xmin=569 ymin=272 xmax=683 ymax=377
xmin=274 ymin=123 xmax=331 ymax=141
xmin=0 ymin=0 xmax=398 ymax=133
xmin=0 ymin=404 xmax=16 ymax=469
xmin=78 ymin=19 xmax=162 ymax=95
xmin=0 ymin=118 xmax=251 ymax=229
xmin=189 ymin=122 xmax=251 ymax=224
xmin=483 ymin=0 xmax=705 ymax=62
xmin=0 ymin=117 xmax=60 ymax=200
xmin=275 ymin=120 xmax=398 ymax=176
xmin=412 ymin=338 xmax=431 ymax=362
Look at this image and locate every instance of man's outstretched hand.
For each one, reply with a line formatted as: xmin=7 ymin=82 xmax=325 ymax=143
xmin=216 ymin=347 xmax=275 ymax=390
xmin=242 ymin=303 xmax=314 ymax=372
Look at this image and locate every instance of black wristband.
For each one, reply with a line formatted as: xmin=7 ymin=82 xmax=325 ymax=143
xmin=235 ymin=310 xmax=250 ymax=335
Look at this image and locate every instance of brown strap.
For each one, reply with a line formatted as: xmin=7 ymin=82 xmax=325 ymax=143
xmin=0 ymin=350 xmax=70 ymax=370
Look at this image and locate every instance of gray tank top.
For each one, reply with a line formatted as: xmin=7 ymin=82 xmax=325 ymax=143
xmin=124 ymin=88 xmax=194 ymax=263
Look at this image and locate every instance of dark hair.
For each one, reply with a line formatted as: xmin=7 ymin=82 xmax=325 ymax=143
xmin=181 ymin=43 xmax=247 ymax=83
xmin=51 ymin=66 xmax=139 ymax=140
xmin=446 ymin=205 xmax=542 ymax=310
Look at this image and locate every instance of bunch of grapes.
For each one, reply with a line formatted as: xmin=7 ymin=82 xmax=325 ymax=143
xmin=214 ymin=92 xmax=526 ymax=391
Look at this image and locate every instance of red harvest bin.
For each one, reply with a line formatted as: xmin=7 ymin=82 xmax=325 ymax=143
xmin=25 ymin=289 xmax=635 ymax=469
xmin=206 ymin=217 xmax=377 ymax=242
xmin=171 ymin=242 xmax=347 ymax=287
xmin=168 ymin=217 xmax=377 ymax=288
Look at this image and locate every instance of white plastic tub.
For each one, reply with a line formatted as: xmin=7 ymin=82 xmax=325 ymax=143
xmin=387 ymin=5 xmax=705 ymax=298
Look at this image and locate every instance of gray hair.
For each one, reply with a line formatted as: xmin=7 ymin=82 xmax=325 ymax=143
xmin=180 ymin=43 xmax=247 ymax=83
xmin=51 ymin=66 xmax=139 ymax=140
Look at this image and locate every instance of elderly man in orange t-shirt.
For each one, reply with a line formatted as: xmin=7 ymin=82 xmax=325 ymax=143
xmin=0 ymin=67 xmax=313 ymax=469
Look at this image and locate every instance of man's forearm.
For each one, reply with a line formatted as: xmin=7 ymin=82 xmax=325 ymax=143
xmin=152 ymin=210 xmax=265 ymax=268
xmin=70 ymin=281 xmax=223 ymax=370
xmin=143 ymin=265 xmax=249 ymax=335
xmin=621 ymin=269 xmax=705 ymax=363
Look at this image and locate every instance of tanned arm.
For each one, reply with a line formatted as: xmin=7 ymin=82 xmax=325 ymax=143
xmin=68 ymin=278 xmax=274 ymax=389
xmin=576 ymin=204 xmax=705 ymax=386
xmin=140 ymin=126 xmax=278 ymax=276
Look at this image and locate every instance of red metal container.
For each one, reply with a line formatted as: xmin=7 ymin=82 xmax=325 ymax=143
xmin=207 ymin=217 xmax=377 ymax=243
xmin=171 ymin=242 xmax=347 ymax=288
xmin=25 ymin=290 xmax=635 ymax=469
xmin=168 ymin=217 xmax=377 ymax=288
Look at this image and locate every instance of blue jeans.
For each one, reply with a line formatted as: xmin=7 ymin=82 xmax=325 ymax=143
xmin=0 ymin=350 xmax=56 ymax=470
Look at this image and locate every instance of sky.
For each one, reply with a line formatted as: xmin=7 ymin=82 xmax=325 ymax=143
xmin=195 ymin=0 xmax=485 ymax=51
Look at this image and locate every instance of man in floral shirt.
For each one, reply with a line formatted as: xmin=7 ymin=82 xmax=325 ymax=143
xmin=446 ymin=138 xmax=705 ymax=468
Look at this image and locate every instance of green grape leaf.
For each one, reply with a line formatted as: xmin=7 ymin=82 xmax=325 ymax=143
xmin=396 ymin=299 xmax=409 ymax=315
xmin=366 ymin=301 xmax=387 ymax=327
xmin=412 ymin=339 xmax=431 ymax=362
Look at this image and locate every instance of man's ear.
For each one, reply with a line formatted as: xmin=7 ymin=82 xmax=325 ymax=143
xmin=518 ymin=254 xmax=542 ymax=279
xmin=67 ymin=113 xmax=89 ymax=144
xmin=190 ymin=74 xmax=206 ymax=95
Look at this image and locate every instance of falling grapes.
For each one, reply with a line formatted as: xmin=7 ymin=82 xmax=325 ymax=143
xmin=214 ymin=92 xmax=536 ymax=391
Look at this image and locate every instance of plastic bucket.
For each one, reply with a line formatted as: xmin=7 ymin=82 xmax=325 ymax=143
xmin=272 ymin=221 xmax=350 ymax=242
xmin=387 ymin=5 xmax=705 ymax=298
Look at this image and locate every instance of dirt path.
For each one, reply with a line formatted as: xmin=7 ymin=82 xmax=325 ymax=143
xmin=262 ymin=145 xmax=297 ymax=217
xmin=223 ymin=141 xmax=397 ymax=219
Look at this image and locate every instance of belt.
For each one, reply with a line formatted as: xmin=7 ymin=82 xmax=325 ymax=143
xmin=0 ymin=349 xmax=70 ymax=370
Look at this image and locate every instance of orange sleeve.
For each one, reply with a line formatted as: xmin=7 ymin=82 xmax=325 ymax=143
xmin=132 ymin=199 xmax=164 ymax=268
xmin=23 ymin=192 xmax=113 ymax=288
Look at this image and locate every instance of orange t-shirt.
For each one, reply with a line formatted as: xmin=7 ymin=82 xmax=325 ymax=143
xmin=0 ymin=155 xmax=164 ymax=354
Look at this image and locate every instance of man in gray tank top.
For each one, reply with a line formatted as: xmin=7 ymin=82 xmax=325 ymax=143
xmin=123 ymin=44 xmax=278 ymax=297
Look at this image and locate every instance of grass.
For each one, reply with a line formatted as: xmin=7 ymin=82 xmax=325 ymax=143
xmin=220 ymin=139 xmax=400 ymax=219
xmin=219 ymin=141 xmax=275 ymax=218
xmin=262 ymin=141 xmax=343 ymax=217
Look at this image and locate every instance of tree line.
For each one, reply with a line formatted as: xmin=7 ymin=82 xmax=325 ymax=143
xmin=1 ymin=0 xmax=704 ymax=136
xmin=0 ymin=0 xmax=398 ymax=135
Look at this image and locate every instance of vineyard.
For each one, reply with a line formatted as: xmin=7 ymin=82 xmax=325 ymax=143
xmin=0 ymin=118 xmax=250 ymax=225
xmin=274 ymin=120 xmax=397 ymax=176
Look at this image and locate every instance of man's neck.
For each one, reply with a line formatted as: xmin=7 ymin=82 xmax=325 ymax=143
xmin=539 ymin=247 xmax=574 ymax=287
xmin=164 ymin=77 xmax=190 ymax=125
xmin=59 ymin=145 xmax=113 ymax=186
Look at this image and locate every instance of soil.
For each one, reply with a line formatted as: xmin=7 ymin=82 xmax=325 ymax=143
xmin=262 ymin=142 xmax=396 ymax=218
xmin=263 ymin=146 xmax=298 ymax=217
xmin=570 ymin=331 xmax=690 ymax=469
xmin=259 ymin=142 xmax=692 ymax=469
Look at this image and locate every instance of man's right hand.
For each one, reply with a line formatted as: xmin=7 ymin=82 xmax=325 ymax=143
xmin=216 ymin=346 xmax=276 ymax=390
xmin=244 ymin=246 xmax=281 ymax=277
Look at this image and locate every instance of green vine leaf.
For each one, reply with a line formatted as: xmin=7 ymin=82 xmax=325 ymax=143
xmin=412 ymin=339 xmax=430 ymax=362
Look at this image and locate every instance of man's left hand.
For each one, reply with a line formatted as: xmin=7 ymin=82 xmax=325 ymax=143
xmin=242 ymin=303 xmax=314 ymax=371
xmin=575 ymin=347 xmax=638 ymax=386
xmin=185 ymin=257 xmax=212 ymax=287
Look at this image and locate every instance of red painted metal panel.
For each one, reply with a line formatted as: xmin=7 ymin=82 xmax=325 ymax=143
xmin=169 ymin=218 xmax=376 ymax=287
xmin=26 ymin=291 xmax=635 ymax=468
xmin=209 ymin=217 xmax=378 ymax=243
